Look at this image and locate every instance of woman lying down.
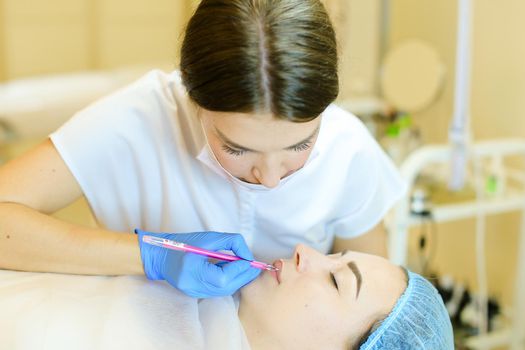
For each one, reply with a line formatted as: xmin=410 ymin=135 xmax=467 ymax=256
xmin=0 ymin=244 xmax=453 ymax=350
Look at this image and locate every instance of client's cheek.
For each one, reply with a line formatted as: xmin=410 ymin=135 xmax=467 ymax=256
xmin=284 ymin=287 xmax=327 ymax=314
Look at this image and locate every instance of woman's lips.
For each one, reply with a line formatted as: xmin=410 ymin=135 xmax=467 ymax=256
xmin=272 ymin=260 xmax=283 ymax=284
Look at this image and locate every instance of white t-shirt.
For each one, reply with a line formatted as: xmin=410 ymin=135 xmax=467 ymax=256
xmin=50 ymin=70 xmax=406 ymax=262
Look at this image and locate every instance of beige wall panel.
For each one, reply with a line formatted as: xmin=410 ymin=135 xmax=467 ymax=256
xmin=97 ymin=0 xmax=187 ymax=69
xmin=97 ymin=24 xmax=179 ymax=69
xmin=470 ymin=0 xmax=525 ymax=140
xmin=4 ymin=0 xmax=88 ymax=18
xmin=5 ymin=23 xmax=91 ymax=79
xmin=100 ymin=0 xmax=183 ymax=19
xmin=321 ymin=0 xmax=382 ymax=100
xmin=0 ymin=0 xmax=6 ymax=81
xmin=1 ymin=0 xmax=189 ymax=78
xmin=339 ymin=0 xmax=381 ymax=99
xmin=3 ymin=0 xmax=91 ymax=79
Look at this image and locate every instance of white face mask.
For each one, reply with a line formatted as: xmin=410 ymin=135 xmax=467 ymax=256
xmin=195 ymin=118 xmax=261 ymax=190
xmin=196 ymin=116 xmax=322 ymax=191
xmin=196 ymin=143 xmax=274 ymax=191
xmin=196 ymin=136 xmax=320 ymax=192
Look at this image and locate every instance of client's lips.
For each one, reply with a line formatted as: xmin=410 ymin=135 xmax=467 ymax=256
xmin=272 ymin=260 xmax=283 ymax=284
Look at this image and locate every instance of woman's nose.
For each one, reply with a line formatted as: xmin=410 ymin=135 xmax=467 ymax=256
xmin=252 ymin=156 xmax=283 ymax=188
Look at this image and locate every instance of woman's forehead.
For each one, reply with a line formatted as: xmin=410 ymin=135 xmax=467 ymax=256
xmin=201 ymin=109 xmax=321 ymax=144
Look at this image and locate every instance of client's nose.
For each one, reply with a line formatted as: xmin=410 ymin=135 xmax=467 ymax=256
xmin=294 ymin=244 xmax=313 ymax=272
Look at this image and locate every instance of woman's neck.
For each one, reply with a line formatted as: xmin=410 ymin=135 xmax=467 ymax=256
xmin=238 ymin=298 xmax=284 ymax=350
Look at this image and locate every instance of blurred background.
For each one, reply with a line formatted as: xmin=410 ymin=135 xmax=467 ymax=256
xmin=1 ymin=1 xmax=525 ymax=349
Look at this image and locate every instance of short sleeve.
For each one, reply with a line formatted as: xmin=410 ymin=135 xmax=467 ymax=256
xmin=48 ymin=70 xmax=179 ymax=232
xmin=327 ymin=122 xmax=408 ymax=239
xmin=49 ymin=91 xmax=146 ymax=231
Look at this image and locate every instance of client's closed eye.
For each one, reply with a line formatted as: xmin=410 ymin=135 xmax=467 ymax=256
xmin=330 ymin=272 xmax=339 ymax=291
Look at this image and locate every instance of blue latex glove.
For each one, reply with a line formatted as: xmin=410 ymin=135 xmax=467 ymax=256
xmin=135 ymin=229 xmax=261 ymax=298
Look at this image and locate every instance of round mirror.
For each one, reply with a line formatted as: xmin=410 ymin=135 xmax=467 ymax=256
xmin=380 ymin=39 xmax=445 ymax=113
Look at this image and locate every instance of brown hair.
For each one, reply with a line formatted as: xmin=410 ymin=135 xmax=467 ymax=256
xmin=180 ymin=0 xmax=339 ymax=122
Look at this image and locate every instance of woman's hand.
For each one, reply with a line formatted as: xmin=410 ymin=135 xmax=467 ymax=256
xmin=135 ymin=229 xmax=261 ymax=298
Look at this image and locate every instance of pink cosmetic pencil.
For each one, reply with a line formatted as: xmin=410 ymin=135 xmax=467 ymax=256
xmin=142 ymin=235 xmax=279 ymax=271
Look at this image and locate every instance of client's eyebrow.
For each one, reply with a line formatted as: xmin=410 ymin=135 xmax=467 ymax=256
xmin=341 ymin=250 xmax=363 ymax=299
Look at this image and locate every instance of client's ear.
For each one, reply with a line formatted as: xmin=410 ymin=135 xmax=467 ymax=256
xmin=353 ymin=315 xmax=387 ymax=349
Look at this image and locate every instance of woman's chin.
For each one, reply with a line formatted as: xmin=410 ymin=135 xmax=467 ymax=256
xmin=240 ymin=269 xmax=274 ymax=300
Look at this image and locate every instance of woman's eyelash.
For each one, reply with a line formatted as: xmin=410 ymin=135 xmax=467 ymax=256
xmin=330 ymin=272 xmax=339 ymax=290
xmin=222 ymin=145 xmax=245 ymax=156
xmin=291 ymin=141 xmax=312 ymax=152
xmin=223 ymin=143 xmax=311 ymax=155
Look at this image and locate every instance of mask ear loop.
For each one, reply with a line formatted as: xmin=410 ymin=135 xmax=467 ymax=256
xmin=198 ymin=116 xmax=222 ymax=164
xmin=197 ymin=116 xmax=245 ymax=183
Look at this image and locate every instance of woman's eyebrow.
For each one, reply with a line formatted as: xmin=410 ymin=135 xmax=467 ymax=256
xmin=215 ymin=128 xmax=255 ymax=151
xmin=283 ymin=127 xmax=320 ymax=151
xmin=215 ymin=126 xmax=320 ymax=153
xmin=341 ymin=250 xmax=362 ymax=299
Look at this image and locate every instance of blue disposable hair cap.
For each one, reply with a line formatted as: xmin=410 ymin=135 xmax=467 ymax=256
xmin=360 ymin=270 xmax=454 ymax=350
